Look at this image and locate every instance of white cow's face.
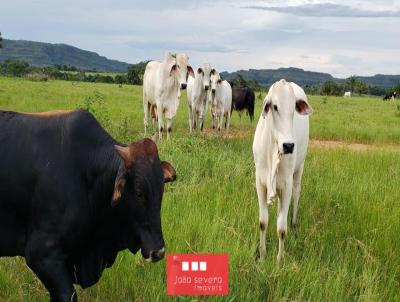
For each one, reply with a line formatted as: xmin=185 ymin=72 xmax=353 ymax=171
xmin=169 ymin=53 xmax=194 ymax=90
xmin=210 ymin=69 xmax=220 ymax=93
xmin=202 ymin=63 xmax=212 ymax=91
xmin=262 ymin=79 xmax=312 ymax=155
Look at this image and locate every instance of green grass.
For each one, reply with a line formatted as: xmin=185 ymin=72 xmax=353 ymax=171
xmin=309 ymin=95 xmax=400 ymax=144
xmin=0 ymin=76 xmax=399 ymax=301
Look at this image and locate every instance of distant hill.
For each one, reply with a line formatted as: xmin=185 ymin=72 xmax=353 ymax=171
xmin=1 ymin=39 xmax=399 ymax=87
xmin=357 ymin=74 xmax=400 ymax=88
xmin=0 ymin=39 xmax=130 ymax=72
xmin=221 ymin=67 xmax=400 ymax=88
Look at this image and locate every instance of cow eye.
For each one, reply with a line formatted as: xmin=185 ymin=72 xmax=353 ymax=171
xmin=273 ymin=105 xmax=278 ymax=111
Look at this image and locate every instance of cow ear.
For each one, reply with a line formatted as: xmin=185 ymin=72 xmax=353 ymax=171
xmin=170 ymin=64 xmax=177 ymax=76
xmin=187 ymin=65 xmax=194 ymax=78
xmin=197 ymin=67 xmax=203 ymax=75
xmin=262 ymin=96 xmax=272 ymax=118
xmin=161 ymin=161 xmax=176 ymax=183
xmin=112 ymin=165 xmax=126 ymax=207
xmin=295 ymin=99 xmax=313 ymax=115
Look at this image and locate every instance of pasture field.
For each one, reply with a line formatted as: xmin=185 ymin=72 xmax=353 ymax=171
xmin=0 ymin=76 xmax=399 ymax=301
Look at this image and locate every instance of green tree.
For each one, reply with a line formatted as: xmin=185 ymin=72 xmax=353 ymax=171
xmin=115 ymin=74 xmax=127 ymax=84
xmin=127 ymin=61 xmax=149 ymax=85
xmin=0 ymin=32 xmax=2 ymax=48
xmin=345 ymin=76 xmax=358 ymax=93
xmin=354 ymin=79 xmax=367 ymax=96
xmin=368 ymin=86 xmax=386 ymax=96
xmin=0 ymin=60 xmax=30 ymax=77
xmin=321 ymin=80 xmax=342 ymax=96
xmin=231 ymin=74 xmax=247 ymax=88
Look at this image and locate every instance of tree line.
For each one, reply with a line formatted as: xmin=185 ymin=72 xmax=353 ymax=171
xmin=318 ymin=76 xmax=383 ymax=96
xmin=0 ymin=58 xmax=398 ymax=96
xmin=0 ymin=59 xmax=148 ymax=85
xmin=230 ymin=74 xmax=397 ymax=96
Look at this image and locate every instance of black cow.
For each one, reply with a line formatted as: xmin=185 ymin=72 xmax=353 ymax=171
xmin=383 ymin=91 xmax=397 ymax=100
xmin=231 ymin=87 xmax=255 ymax=121
xmin=0 ymin=109 xmax=176 ymax=302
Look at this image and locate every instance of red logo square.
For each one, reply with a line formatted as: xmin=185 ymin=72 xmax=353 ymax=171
xmin=166 ymin=254 xmax=229 ymax=296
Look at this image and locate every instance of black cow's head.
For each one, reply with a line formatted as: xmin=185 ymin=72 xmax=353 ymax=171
xmin=112 ymin=138 xmax=176 ymax=262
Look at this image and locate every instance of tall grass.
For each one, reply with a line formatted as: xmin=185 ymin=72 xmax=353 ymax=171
xmin=0 ymin=77 xmax=399 ymax=301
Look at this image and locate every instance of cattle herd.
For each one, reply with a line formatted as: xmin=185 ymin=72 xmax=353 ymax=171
xmin=0 ymin=51 xmax=313 ymax=301
xmin=143 ymin=52 xmax=255 ymax=138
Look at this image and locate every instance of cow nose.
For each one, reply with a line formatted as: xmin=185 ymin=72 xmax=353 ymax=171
xmin=181 ymin=83 xmax=187 ymax=89
xmin=283 ymin=143 xmax=295 ymax=154
xmin=150 ymin=248 xmax=165 ymax=262
xmin=205 ymin=85 xmax=209 ymax=91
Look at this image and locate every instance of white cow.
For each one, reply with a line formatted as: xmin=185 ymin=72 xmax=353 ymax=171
xmin=344 ymin=91 xmax=352 ymax=98
xmin=187 ymin=63 xmax=212 ymax=132
xmin=213 ymin=80 xmax=232 ymax=133
xmin=209 ymin=68 xmax=220 ymax=129
xmin=143 ymin=52 xmax=194 ymax=139
xmin=253 ymin=79 xmax=313 ymax=261
xmin=210 ymin=69 xmax=232 ymax=132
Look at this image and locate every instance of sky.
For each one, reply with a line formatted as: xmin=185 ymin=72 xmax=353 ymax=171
xmin=1 ymin=0 xmax=399 ymax=78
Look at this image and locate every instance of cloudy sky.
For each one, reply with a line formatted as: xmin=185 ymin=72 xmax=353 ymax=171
xmin=1 ymin=0 xmax=399 ymax=77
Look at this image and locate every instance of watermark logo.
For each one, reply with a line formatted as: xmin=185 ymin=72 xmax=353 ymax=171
xmin=167 ymin=254 xmax=229 ymax=296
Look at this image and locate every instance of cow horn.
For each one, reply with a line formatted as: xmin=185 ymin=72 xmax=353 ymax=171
xmin=151 ymin=133 xmax=159 ymax=144
xmin=114 ymin=145 xmax=131 ymax=164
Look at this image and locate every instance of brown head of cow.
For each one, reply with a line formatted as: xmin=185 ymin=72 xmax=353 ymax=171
xmin=112 ymin=137 xmax=176 ymax=262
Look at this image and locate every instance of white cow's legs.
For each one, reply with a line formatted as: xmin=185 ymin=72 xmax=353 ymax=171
xmin=292 ymin=163 xmax=304 ymax=230
xmin=188 ymin=107 xmax=193 ymax=133
xmin=166 ymin=118 xmax=173 ymax=140
xmin=277 ymin=179 xmax=293 ymax=262
xmin=225 ymin=112 xmax=231 ymax=134
xmin=144 ymin=101 xmax=149 ymax=134
xmin=218 ymin=115 xmax=223 ymax=132
xmin=157 ymin=105 xmax=164 ymax=139
xmin=256 ymin=178 xmax=269 ymax=259
xmin=199 ymin=115 xmax=204 ymax=131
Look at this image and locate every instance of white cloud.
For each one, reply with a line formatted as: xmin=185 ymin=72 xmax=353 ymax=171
xmin=244 ymin=3 xmax=400 ymax=18
xmin=0 ymin=0 xmax=399 ymax=77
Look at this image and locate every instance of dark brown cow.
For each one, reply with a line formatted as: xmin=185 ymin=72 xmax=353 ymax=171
xmin=0 ymin=109 xmax=176 ymax=302
xmin=231 ymin=87 xmax=255 ymax=121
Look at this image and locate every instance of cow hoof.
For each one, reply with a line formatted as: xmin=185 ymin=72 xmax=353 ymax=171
xmin=256 ymin=248 xmax=266 ymax=261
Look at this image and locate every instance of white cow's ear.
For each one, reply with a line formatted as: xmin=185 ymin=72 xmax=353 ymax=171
xmin=187 ymin=65 xmax=195 ymax=78
xmin=170 ymin=64 xmax=177 ymax=76
xmin=165 ymin=52 xmax=176 ymax=61
xmin=262 ymin=96 xmax=272 ymax=118
xmin=295 ymin=99 xmax=313 ymax=115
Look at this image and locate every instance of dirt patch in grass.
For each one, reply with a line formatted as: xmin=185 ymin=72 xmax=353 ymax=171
xmin=201 ymin=127 xmax=253 ymax=139
xmin=310 ymin=139 xmax=400 ymax=152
